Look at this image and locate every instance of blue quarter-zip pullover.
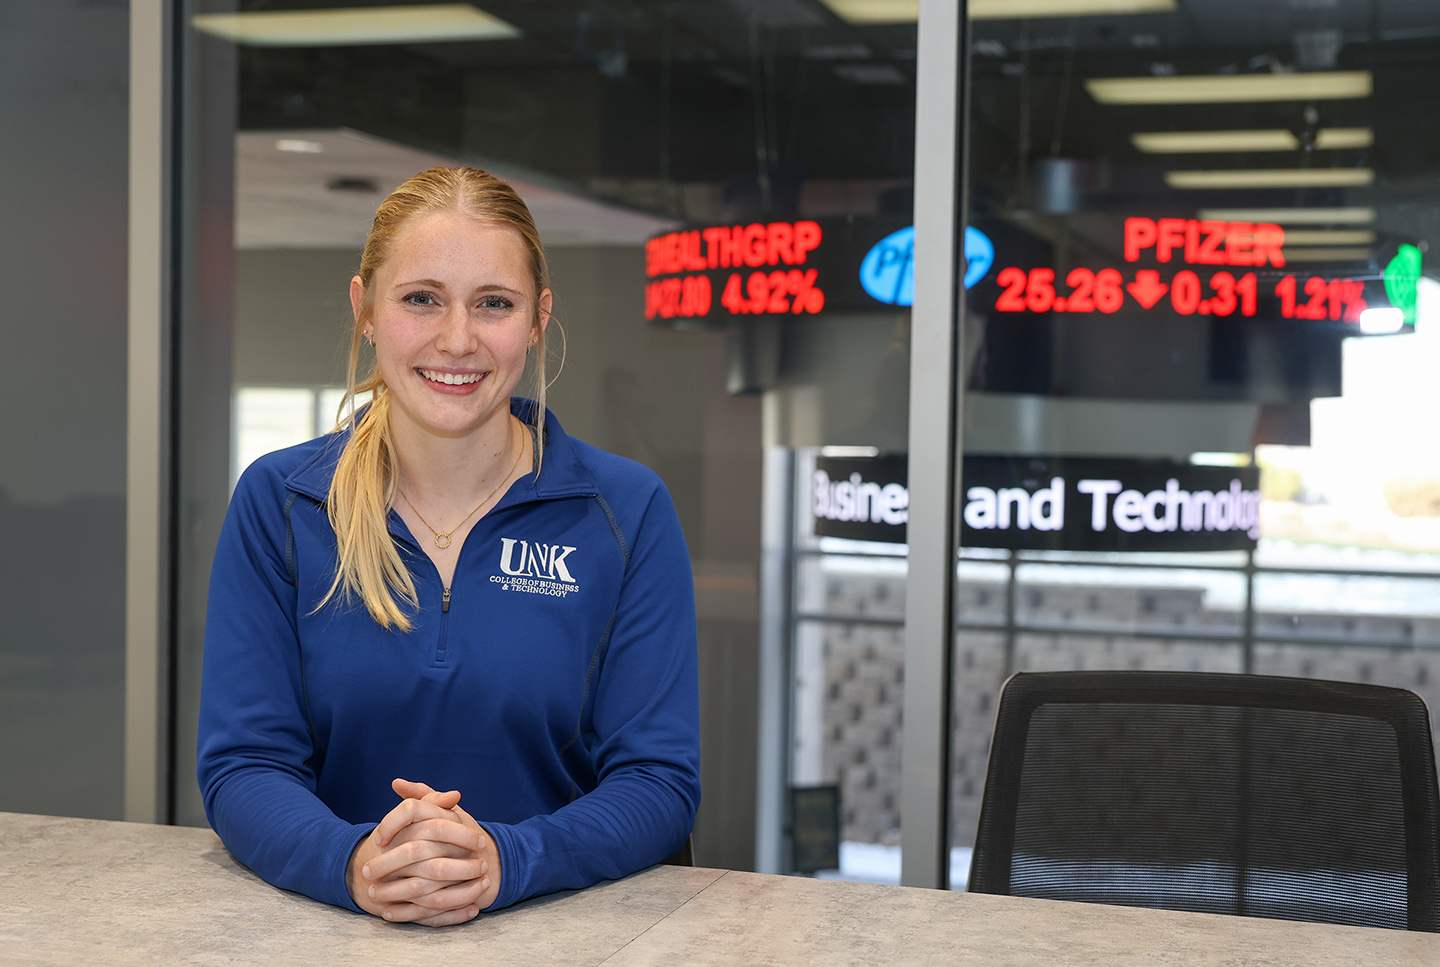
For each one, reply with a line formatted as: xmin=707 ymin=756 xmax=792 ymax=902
xmin=198 ymin=400 xmax=700 ymax=912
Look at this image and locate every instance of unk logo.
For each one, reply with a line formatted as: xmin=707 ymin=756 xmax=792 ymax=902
xmin=858 ymin=225 xmax=994 ymax=306
xmin=498 ymin=539 xmax=578 ymax=583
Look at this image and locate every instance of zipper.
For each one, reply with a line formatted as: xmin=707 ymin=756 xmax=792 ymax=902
xmin=434 ymin=584 xmax=452 ymax=664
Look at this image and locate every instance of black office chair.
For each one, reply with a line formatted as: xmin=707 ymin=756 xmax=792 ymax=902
xmin=968 ymin=671 xmax=1440 ymax=931
xmin=662 ymin=836 xmax=694 ymax=867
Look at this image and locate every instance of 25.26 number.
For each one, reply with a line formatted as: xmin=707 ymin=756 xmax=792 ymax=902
xmin=995 ymin=266 xmax=1124 ymax=314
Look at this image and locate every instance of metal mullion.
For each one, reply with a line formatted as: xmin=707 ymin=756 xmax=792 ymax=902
xmin=796 ymin=613 xmax=907 ymax=628
xmin=900 ymin=0 xmax=965 ymax=892
xmin=126 ymin=0 xmax=175 ymax=825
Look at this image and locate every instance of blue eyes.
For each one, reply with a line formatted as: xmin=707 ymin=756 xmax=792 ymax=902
xmin=401 ymin=292 xmax=515 ymax=310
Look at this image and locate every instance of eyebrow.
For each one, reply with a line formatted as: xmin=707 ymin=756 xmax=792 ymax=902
xmin=393 ymin=279 xmax=525 ymax=296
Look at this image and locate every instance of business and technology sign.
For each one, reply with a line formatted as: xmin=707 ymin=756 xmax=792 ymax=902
xmin=812 ymin=455 xmax=1260 ymax=552
xmin=812 ymin=455 xmax=910 ymax=545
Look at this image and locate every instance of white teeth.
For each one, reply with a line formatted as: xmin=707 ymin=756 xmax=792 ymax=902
xmin=420 ymin=369 xmax=483 ymax=385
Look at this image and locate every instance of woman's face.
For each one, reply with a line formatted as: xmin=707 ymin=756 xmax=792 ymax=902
xmin=353 ymin=210 xmax=549 ymax=446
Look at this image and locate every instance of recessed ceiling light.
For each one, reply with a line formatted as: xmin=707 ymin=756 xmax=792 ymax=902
xmin=815 ymin=0 xmax=915 ymax=23
xmin=191 ymin=4 xmax=520 ymax=47
xmin=1280 ymin=246 xmax=1374 ymax=263
xmin=1359 ymin=307 xmax=1405 ymax=333
xmin=1132 ymin=127 xmax=1372 ymax=153
xmin=275 ymin=138 xmax=324 ymax=154
xmin=818 ymin=0 xmax=1175 ymax=23
xmin=1088 ymin=71 xmax=1371 ymax=104
xmin=1314 ymin=128 xmax=1374 ymax=149
xmin=1165 ymin=168 xmax=1374 ymax=189
xmin=1196 ymin=207 xmax=1375 ymax=224
xmin=1281 ymin=230 xmax=1376 ymax=246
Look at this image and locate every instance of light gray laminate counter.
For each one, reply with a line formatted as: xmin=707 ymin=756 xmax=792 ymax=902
xmin=2 ymin=812 xmax=1437 ymax=966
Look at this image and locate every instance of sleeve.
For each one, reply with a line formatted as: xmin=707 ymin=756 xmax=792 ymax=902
xmin=195 ymin=463 xmax=374 ymax=912
xmin=479 ymin=480 xmax=702 ymax=910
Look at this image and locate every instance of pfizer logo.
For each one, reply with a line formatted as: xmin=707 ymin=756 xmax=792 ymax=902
xmin=859 ymin=225 xmax=994 ymax=306
xmin=859 ymin=226 xmax=916 ymax=306
xmin=962 ymin=226 xmax=994 ymax=290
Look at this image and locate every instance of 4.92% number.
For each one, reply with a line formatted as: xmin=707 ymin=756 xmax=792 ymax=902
xmin=645 ymin=269 xmax=826 ymax=321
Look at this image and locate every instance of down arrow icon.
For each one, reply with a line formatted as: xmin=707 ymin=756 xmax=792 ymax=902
xmin=1126 ymin=270 xmax=1169 ymax=310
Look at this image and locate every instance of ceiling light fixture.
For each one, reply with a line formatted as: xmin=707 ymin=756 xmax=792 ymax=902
xmin=1280 ymin=247 xmax=1374 ymax=263
xmin=192 ymin=4 xmax=520 ymax=47
xmin=1132 ymin=127 xmax=1372 ymax=153
xmin=818 ymin=0 xmax=1175 ymax=24
xmin=275 ymin=139 xmax=324 ymax=154
xmin=1165 ymin=168 xmax=1374 ymax=189
xmin=1358 ymin=307 xmax=1405 ymax=334
xmin=1088 ymin=71 xmax=1371 ymax=104
xmin=1280 ymin=230 xmax=1376 ymax=246
xmin=1196 ymin=207 xmax=1375 ymax=224
xmin=1314 ymin=128 xmax=1374 ymax=149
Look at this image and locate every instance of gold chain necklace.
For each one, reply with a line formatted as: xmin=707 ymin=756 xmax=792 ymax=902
xmin=399 ymin=420 xmax=524 ymax=550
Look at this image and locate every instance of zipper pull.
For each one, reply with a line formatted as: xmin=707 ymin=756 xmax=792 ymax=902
xmin=442 ymin=587 xmax=451 ymax=613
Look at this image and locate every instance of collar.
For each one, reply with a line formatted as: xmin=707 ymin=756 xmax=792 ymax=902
xmin=284 ymin=398 xmax=598 ymax=506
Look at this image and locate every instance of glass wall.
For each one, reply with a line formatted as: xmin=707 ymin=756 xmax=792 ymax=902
xmin=950 ymin=0 xmax=1440 ymax=885
xmin=0 ymin=0 xmax=130 ymax=819
xmin=174 ymin=0 xmax=920 ymax=876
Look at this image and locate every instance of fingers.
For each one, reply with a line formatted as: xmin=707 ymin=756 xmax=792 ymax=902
xmin=392 ymin=777 xmax=461 ymax=811
xmin=359 ymin=780 xmax=494 ymax=928
xmin=368 ymin=856 xmax=488 ymax=899
xmin=392 ymin=777 xmax=436 ymax=798
xmin=450 ymin=802 xmax=482 ymax=831
xmin=402 ymin=876 xmax=492 ymax=913
xmin=362 ymin=825 xmax=487 ymax=881
xmin=377 ymin=876 xmax=491 ymax=923
xmin=384 ymin=899 xmax=482 ymax=927
xmin=413 ymin=905 xmax=482 ymax=927
xmin=371 ymin=797 xmax=478 ymax=849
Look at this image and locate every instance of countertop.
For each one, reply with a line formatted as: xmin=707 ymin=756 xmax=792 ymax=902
xmin=2 ymin=811 xmax=1437 ymax=965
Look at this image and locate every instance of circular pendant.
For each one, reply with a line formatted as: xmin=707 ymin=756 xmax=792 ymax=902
xmin=434 ymin=534 xmax=453 ymax=549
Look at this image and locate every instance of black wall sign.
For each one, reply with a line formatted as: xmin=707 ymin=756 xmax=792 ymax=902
xmin=810 ymin=454 xmax=1260 ymax=552
xmin=961 ymin=455 xmax=1260 ymax=552
xmin=812 ymin=455 xmax=908 ymax=544
xmin=645 ymin=216 xmax=912 ymax=328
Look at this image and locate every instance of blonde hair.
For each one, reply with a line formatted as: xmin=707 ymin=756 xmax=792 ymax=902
xmin=320 ymin=166 xmax=552 ymax=631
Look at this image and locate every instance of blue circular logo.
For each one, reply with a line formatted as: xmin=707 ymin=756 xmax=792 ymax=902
xmin=962 ymin=226 xmax=994 ymax=290
xmin=859 ymin=225 xmax=994 ymax=306
xmin=859 ymin=226 xmax=916 ymax=306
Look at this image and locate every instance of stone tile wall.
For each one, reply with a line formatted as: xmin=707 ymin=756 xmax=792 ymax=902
xmin=804 ymin=567 xmax=1440 ymax=851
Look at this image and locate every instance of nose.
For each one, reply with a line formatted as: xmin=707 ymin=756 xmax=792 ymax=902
xmin=434 ymin=301 xmax=480 ymax=356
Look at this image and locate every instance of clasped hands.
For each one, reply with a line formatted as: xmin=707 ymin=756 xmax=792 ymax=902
xmin=347 ymin=777 xmax=499 ymax=926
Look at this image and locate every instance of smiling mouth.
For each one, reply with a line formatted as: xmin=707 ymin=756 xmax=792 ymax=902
xmin=419 ymin=368 xmax=485 ymax=386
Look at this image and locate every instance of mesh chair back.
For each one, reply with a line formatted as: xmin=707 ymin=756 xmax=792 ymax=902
xmin=968 ymin=671 xmax=1440 ymax=931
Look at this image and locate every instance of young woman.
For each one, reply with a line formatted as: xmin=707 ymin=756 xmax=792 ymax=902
xmin=198 ymin=167 xmax=700 ymax=927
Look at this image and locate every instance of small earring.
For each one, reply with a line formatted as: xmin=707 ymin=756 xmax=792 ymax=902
xmin=365 ymin=332 xmax=375 ymax=348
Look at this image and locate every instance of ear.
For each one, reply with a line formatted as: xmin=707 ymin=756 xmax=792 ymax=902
xmin=349 ymin=275 xmax=367 ymax=330
xmin=535 ymin=287 xmax=553 ymax=339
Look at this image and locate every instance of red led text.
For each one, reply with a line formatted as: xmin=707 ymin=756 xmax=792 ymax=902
xmin=645 ymin=221 xmax=823 ymax=277
xmin=1123 ymin=217 xmax=1286 ymax=268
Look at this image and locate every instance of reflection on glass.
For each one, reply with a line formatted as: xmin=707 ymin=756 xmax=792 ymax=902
xmin=951 ymin=0 xmax=1440 ymax=885
xmin=182 ymin=0 xmax=920 ymax=879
